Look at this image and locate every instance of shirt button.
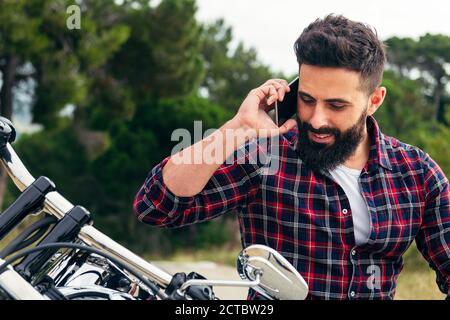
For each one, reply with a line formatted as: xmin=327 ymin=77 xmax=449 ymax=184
xmin=351 ymin=249 xmax=356 ymax=256
xmin=350 ymin=291 xmax=356 ymax=298
xmin=342 ymin=209 xmax=348 ymax=215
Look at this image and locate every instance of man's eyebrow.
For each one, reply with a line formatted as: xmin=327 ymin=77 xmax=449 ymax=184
xmin=298 ymin=90 xmax=352 ymax=105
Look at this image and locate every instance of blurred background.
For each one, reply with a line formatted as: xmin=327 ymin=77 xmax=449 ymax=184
xmin=0 ymin=0 xmax=449 ymax=299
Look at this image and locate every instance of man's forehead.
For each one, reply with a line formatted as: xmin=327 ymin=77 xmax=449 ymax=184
xmin=298 ymin=65 xmax=363 ymax=100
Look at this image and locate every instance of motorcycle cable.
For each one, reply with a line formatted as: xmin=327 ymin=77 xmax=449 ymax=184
xmin=0 ymin=215 xmax=57 ymax=259
xmin=0 ymin=242 xmax=167 ymax=300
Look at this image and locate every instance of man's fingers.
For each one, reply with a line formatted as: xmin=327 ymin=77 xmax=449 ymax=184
xmin=278 ymin=118 xmax=297 ymax=134
xmin=249 ymin=79 xmax=290 ymax=109
xmin=265 ymin=85 xmax=279 ymax=105
xmin=255 ymin=85 xmax=278 ymax=106
xmin=262 ymin=79 xmax=290 ymax=101
xmin=263 ymin=79 xmax=289 ymax=87
xmin=273 ymin=79 xmax=290 ymax=91
xmin=272 ymin=82 xmax=286 ymax=102
xmin=267 ymin=79 xmax=290 ymax=91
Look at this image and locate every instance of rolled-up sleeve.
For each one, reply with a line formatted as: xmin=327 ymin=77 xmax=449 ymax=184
xmin=133 ymin=139 xmax=263 ymax=228
xmin=415 ymin=152 xmax=450 ymax=297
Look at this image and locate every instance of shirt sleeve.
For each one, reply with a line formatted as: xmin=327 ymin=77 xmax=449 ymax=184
xmin=132 ymin=138 xmax=264 ymax=228
xmin=415 ymin=151 xmax=450 ymax=298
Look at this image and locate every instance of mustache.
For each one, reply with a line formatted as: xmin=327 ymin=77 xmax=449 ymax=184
xmin=300 ymin=121 xmax=340 ymax=136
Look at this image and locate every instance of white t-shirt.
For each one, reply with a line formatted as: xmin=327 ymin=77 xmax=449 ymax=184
xmin=329 ymin=165 xmax=371 ymax=246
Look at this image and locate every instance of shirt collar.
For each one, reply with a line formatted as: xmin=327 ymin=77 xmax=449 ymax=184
xmin=366 ymin=115 xmax=393 ymax=172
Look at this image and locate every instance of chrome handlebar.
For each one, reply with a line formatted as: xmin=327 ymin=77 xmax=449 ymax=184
xmin=0 ymin=143 xmax=173 ymax=288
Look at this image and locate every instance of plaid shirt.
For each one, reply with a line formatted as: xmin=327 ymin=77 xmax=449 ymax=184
xmin=133 ymin=116 xmax=450 ymax=300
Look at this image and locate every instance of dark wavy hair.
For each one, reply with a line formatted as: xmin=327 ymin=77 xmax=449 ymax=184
xmin=294 ymin=14 xmax=386 ymax=94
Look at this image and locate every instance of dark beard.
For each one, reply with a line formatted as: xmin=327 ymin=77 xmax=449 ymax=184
xmin=295 ymin=111 xmax=367 ymax=173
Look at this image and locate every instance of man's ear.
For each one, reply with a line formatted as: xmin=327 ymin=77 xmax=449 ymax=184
xmin=367 ymin=86 xmax=386 ymax=116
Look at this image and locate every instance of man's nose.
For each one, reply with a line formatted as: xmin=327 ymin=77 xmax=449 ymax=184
xmin=309 ymin=105 xmax=329 ymax=130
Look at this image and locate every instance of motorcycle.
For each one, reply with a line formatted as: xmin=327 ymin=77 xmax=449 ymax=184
xmin=0 ymin=117 xmax=308 ymax=300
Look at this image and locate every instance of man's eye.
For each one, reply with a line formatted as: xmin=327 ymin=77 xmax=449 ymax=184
xmin=330 ymin=104 xmax=345 ymax=110
xmin=300 ymin=96 xmax=315 ymax=104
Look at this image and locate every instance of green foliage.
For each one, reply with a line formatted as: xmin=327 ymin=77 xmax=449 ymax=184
xmin=385 ymin=34 xmax=450 ymax=124
xmin=133 ymin=95 xmax=233 ymax=152
xmin=419 ymin=121 xmax=450 ymax=177
xmin=0 ymin=0 xmax=49 ymax=57
xmin=200 ymin=19 xmax=281 ymax=111
xmin=109 ymin=0 xmax=204 ymax=101
xmin=377 ymin=70 xmax=434 ymax=146
xmin=0 ymin=0 xmax=127 ymax=127
xmin=6 ymin=120 xmax=91 ymax=207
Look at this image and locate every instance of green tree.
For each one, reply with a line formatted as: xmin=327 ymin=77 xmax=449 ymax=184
xmin=0 ymin=0 xmax=49 ymax=209
xmin=0 ymin=0 xmax=130 ymax=209
xmin=377 ymin=70 xmax=435 ymax=147
xmin=108 ymin=0 xmax=204 ymax=103
xmin=200 ymin=19 xmax=281 ymax=112
xmin=10 ymin=119 xmax=91 ymax=208
xmin=385 ymin=34 xmax=450 ymax=124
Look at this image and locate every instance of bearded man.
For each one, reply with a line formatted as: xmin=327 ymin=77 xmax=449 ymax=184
xmin=133 ymin=15 xmax=450 ymax=300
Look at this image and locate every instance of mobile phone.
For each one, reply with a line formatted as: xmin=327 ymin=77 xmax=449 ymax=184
xmin=269 ymin=77 xmax=299 ymax=126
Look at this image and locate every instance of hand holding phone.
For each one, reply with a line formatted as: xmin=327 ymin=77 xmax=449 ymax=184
xmin=233 ymin=79 xmax=297 ymax=138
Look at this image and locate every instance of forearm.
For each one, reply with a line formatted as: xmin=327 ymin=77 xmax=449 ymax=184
xmin=162 ymin=117 xmax=256 ymax=197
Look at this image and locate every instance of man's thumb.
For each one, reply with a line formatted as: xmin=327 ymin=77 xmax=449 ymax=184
xmin=278 ymin=118 xmax=297 ymax=134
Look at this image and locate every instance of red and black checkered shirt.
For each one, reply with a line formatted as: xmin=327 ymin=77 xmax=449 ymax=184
xmin=133 ymin=116 xmax=450 ymax=300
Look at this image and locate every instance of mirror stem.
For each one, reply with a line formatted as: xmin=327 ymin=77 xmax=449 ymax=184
xmin=178 ymin=273 xmax=261 ymax=296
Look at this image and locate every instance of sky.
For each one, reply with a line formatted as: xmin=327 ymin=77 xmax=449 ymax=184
xmin=195 ymin=0 xmax=450 ymax=75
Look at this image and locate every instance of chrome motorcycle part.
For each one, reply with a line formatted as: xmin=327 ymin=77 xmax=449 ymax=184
xmin=0 ymin=258 xmax=46 ymax=300
xmin=237 ymin=244 xmax=309 ymax=300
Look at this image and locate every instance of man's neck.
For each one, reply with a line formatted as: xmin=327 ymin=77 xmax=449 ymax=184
xmin=343 ymin=129 xmax=370 ymax=171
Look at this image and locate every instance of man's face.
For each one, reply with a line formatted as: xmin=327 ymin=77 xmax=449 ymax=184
xmin=295 ymin=64 xmax=371 ymax=172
